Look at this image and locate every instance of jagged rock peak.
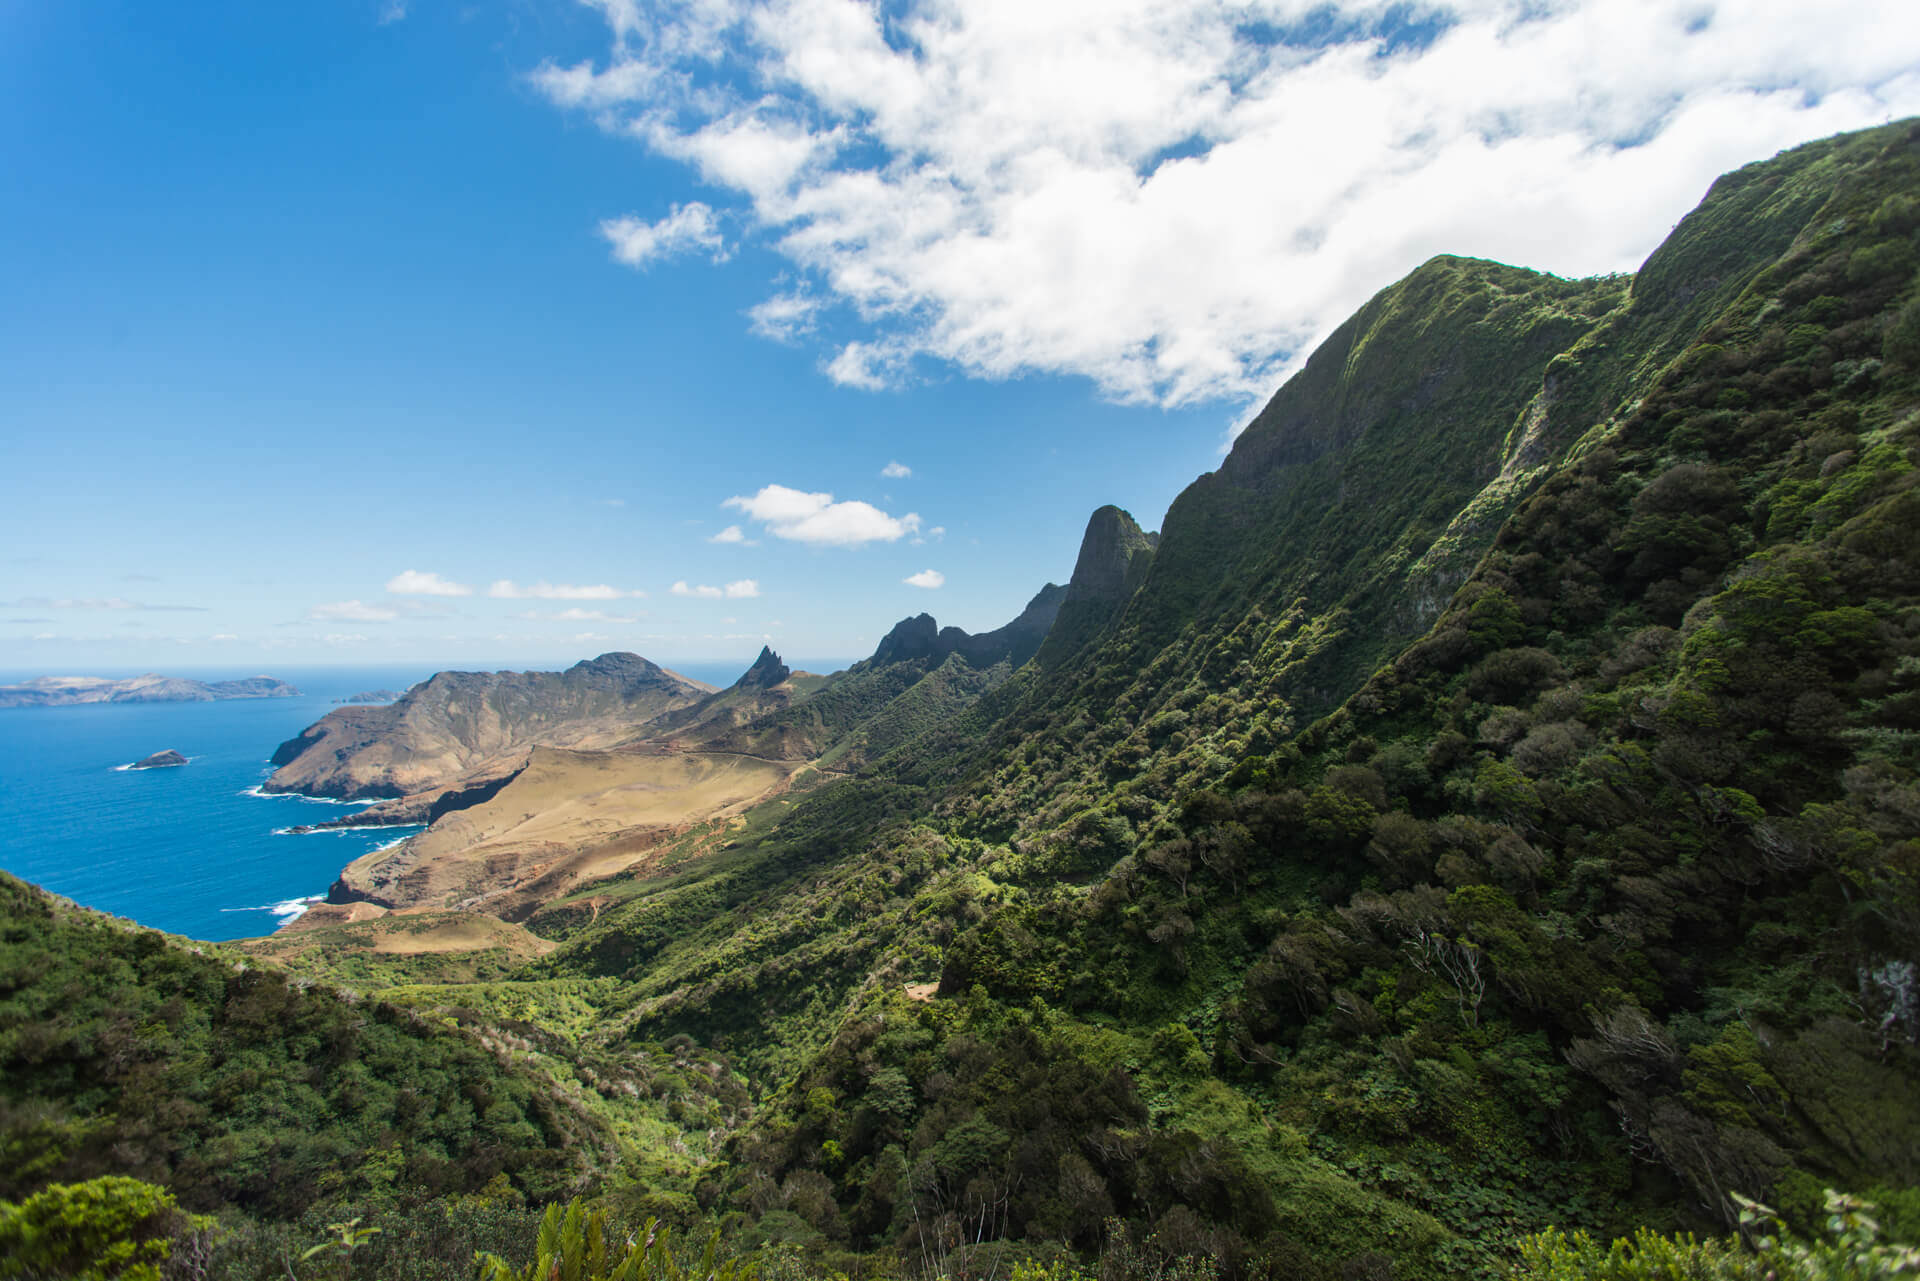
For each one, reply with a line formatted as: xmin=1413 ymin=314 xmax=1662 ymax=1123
xmin=1066 ymin=506 xmax=1156 ymax=605
xmin=735 ymin=646 xmax=791 ymax=689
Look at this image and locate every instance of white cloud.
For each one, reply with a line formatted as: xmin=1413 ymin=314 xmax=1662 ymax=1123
xmin=386 ymin=569 xmax=473 ymax=597
xmin=309 ymin=600 xmax=398 ymax=622
xmin=903 ymin=569 xmax=945 ymax=589
xmin=209 ymin=633 xmax=240 ymax=641
xmin=488 ymin=580 xmax=645 ymax=600
xmin=709 ymin=524 xmax=757 ymax=545
xmin=600 ymin=202 xmax=729 ymax=268
xmin=748 ymin=292 xmax=821 ymax=342
xmin=671 ymin=579 xmax=762 ymax=599
xmin=881 ymin=460 xmax=912 ymax=479
xmin=724 ymin=483 xmax=919 ymax=546
xmin=377 ymin=0 xmax=406 ymax=24
xmin=537 ymin=0 xmax=1920 ymax=411
xmin=324 ymin=633 xmax=369 ymax=646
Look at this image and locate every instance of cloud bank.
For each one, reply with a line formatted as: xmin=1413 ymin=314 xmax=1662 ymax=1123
xmin=535 ymin=0 xmax=1920 ymax=410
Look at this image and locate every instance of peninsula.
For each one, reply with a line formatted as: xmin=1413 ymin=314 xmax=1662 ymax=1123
xmin=0 ymin=673 xmax=299 ymax=709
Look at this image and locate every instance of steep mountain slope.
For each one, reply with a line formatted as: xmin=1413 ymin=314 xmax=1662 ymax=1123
xmin=405 ymin=120 xmax=1920 ymax=1279
xmin=747 ymin=120 xmax=1920 ymax=1275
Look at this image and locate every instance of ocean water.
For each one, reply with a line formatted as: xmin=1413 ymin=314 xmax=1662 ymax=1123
xmin=0 ymin=658 xmax=780 ymax=942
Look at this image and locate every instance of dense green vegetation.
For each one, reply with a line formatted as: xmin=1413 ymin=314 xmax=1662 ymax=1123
xmin=5 ymin=120 xmax=1919 ymax=1278
xmin=0 ymin=872 xmax=604 ymax=1216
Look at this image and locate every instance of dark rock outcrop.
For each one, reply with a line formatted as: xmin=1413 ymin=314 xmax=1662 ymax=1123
xmin=128 ymin=749 xmax=188 ymax=769
xmin=734 ymin=647 xmax=792 ymax=689
xmin=869 ymin=584 xmax=1067 ymax=673
xmin=1034 ymin=506 xmax=1156 ymax=665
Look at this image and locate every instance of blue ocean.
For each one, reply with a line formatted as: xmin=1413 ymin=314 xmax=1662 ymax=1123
xmin=0 ymin=659 xmax=770 ymax=942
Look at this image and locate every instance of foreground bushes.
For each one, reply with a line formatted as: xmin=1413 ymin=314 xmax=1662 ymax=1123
xmin=1515 ymin=1191 xmax=1920 ymax=1280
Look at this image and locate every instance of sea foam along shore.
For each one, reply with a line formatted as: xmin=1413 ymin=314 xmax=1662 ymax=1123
xmin=238 ymin=784 xmax=380 ymax=805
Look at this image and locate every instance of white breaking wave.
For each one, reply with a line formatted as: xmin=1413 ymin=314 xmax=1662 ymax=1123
xmin=273 ymin=823 xmax=424 ymax=838
xmin=237 ymin=784 xmax=378 ymax=805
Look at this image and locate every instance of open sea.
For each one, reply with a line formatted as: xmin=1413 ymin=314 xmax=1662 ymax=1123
xmin=0 ymin=659 xmax=771 ymax=942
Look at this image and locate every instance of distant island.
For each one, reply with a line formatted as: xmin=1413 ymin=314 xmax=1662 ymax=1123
xmin=0 ymin=674 xmax=299 ymax=709
xmin=333 ymin=689 xmax=405 ymax=705
xmin=127 ymin=749 xmax=188 ymax=770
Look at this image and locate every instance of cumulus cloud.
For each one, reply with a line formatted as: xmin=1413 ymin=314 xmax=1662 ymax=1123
xmin=386 ymin=569 xmax=473 ymax=597
xmin=709 ymin=524 xmax=757 ymax=545
xmin=881 ymin=461 xmax=912 ymax=479
xmin=308 ymin=600 xmax=399 ymax=622
xmin=488 ymin=580 xmax=645 ymax=600
xmin=724 ymin=483 xmax=919 ymax=546
xmin=536 ymin=0 xmax=1920 ymax=412
xmin=600 ymin=202 xmax=729 ymax=267
xmin=903 ymin=569 xmax=945 ymax=589
xmin=672 ymin=579 xmax=762 ymax=599
xmin=748 ymin=291 xmax=821 ymax=342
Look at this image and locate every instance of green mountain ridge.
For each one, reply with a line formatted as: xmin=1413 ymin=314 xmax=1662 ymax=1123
xmin=5 ymin=120 xmax=1919 ymax=1279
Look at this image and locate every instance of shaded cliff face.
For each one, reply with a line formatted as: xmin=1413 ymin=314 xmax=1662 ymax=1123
xmin=934 ymin=124 xmax=1920 ymax=844
xmin=264 ymin=652 xmax=715 ymax=799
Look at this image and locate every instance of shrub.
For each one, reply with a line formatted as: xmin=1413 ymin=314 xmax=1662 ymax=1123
xmin=0 ymin=1176 xmax=211 ymax=1281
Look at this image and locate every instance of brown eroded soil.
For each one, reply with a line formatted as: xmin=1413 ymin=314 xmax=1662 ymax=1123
xmin=331 ymin=746 xmax=801 ymax=917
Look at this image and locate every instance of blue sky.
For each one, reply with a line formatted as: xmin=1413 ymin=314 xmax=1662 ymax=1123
xmin=4 ymin=0 xmax=1918 ymax=673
